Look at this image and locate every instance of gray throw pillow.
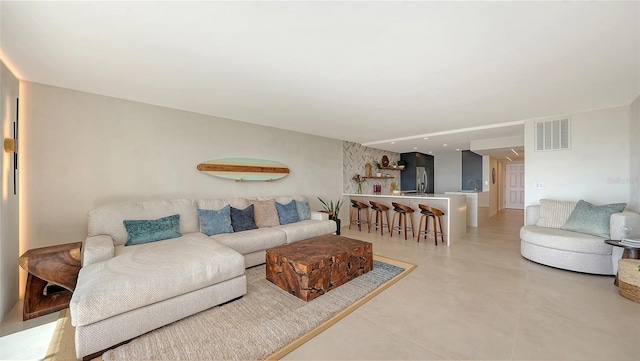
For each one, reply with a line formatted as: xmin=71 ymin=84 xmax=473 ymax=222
xmin=562 ymin=200 xmax=627 ymax=238
xmin=230 ymin=205 xmax=258 ymax=232
xmin=198 ymin=205 xmax=233 ymax=236
xmin=124 ymin=214 xmax=182 ymax=246
xmin=295 ymin=199 xmax=311 ymax=220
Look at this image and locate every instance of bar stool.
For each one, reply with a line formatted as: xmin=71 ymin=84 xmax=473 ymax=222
xmin=390 ymin=202 xmax=415 ymax=240
xmin=369 ymin=201 xmax=391 ymax=235
xmin=417 ymin=204 xmax=446 ymax=245
xmin=349 ymin=199 xmax=370 ymax=231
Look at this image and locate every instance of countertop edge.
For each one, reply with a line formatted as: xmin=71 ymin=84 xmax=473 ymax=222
xmin=344 ymin=193 xmax=463 ymax=200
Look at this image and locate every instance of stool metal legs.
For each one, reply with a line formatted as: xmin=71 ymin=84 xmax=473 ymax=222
xmin=390 ymin=211 xmax=415 ymax=240
xmin=369 ymin=208 xmax=391 ymax=235
xmin=349 ymin=205 xmax=370 ymax=231
xmin=418 ymin=213 xmax=446 ymax=245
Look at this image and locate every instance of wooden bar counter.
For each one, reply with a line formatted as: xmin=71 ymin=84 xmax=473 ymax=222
xmin=345 ymin=193 xmax=467 ymax=245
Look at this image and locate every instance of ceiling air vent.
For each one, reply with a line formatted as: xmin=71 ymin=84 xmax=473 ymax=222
xmin=535 ymin=118 xmax=570 ymax=151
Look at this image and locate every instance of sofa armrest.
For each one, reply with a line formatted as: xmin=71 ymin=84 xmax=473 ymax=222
xmin=525 ymin=205 xmax=541 ymax=226
xmin=610 ymin=211 xmax=640 ymax=240
xmin=311 ymin=211 xmax=329 ymax=221
xmin=82 ymin=235 xmax=115 ymax=266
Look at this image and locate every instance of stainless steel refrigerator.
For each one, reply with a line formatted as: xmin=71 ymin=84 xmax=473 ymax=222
xmin=400 ymin=152 xmax=434 ymax=194
xmin=416 ymin=166 xmax=428 ymax=194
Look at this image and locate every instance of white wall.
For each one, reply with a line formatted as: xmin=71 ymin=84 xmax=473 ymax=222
xmin=629 ymin=95 xmax=639 ymax=212
xmin=524 ymin=105 xmax=631 ymax=207
xmin=0 ymin=61 xmax=20 ymax=321
xmin=471 ymin=135 xmax=524 ymax=153
xmin=18 ymin=82 xmax=343 ymax=295
xmin=482 ymin=156 xmax=490 ymax=192
xmin=433 ymin=151 xmax=462 ymax=194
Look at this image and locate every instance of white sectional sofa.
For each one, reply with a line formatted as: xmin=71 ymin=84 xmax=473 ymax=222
xmin=520 ymin=200 xmax=640 ymax=275
xmin=70 ymin=195 xmax=335 ymax=359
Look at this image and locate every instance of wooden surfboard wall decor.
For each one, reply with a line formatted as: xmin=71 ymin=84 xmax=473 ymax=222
xmin=197 ymin=158 xmax=290 ymax=182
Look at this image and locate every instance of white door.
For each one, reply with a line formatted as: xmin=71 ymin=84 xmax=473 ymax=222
xmin=505 ymin=162 xmax=524 ymax=209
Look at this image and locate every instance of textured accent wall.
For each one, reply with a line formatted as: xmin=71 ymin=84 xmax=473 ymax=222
xmin=343 ymin=141 xmax=400 ymax=194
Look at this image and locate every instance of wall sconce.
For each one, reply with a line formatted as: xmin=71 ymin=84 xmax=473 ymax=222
xmin=4 ymin=137 xmax=16 ymax=153
xmin=7 ymin=98 xmax=18 ymax=195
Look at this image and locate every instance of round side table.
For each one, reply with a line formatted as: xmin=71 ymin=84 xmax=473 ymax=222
xmin=604 ymin=240 xmax=640 ymax=286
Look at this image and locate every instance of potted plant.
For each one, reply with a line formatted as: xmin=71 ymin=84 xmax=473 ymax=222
xmin=372 ymin=161 xmax=383 ymax=177
xmin=317 ymin=196 xmax=344 ymax=235
xmin=397 ymin=159 xmax=406 ymax=169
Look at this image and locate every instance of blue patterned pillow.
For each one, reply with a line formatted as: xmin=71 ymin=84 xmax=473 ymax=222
xmin=124 ymin=214 xmax=182 ymax=246
xmin=198 ymin=205 xmax=233 ymax=236
xmin=276 ymin=200 xmax=300 ymax=225
xmin=563 ymin=200 xmax=627 ymax=238
xmin=295 ymin=199 xmax=311 ymax=220
xmin=230 ymin=205 xmax=258 ymax=232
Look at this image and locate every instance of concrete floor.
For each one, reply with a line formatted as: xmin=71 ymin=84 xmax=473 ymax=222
xmin=2 ymin=209 xmax=638 ymax=360
xmin=0 ymin=302 xmax=59 ymax=360
xmin=285 ymin=209 xmax=640 ymax=360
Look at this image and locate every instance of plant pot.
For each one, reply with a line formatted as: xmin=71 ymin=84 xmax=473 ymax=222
xmin=334 ymin=218 xmax=341 ymax=235
xmin=375 ymin=172 xmax=382 ymax=177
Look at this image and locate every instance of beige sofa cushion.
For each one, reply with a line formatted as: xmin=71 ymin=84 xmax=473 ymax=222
xmin=520 ymin=225 xmax=611 ymax=255
xmin=210 ymin=227 xmax=286 ymax=255
xmin=274 ymin=219 xmax=337 ymax=244
xmin=536 ymin=199 xmax=578 ymax=229
xmin=71 ymin=232 xmax=244 ymax=327
xmin=197 ymin=198 xmax=249 ymax=211
xmin=87 ymin=199 xmax=199 ymax=246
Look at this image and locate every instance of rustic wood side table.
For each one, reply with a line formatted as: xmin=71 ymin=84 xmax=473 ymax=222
xmin=18 ymin=242 xmax=82 ymax=320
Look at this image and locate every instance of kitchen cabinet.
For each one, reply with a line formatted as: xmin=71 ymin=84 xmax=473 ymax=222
xmin=400 ymin=152 xmax=434 ymax=194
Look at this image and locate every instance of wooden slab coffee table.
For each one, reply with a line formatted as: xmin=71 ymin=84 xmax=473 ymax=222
xmin=266 ymin=235 xmax=373 ymax=301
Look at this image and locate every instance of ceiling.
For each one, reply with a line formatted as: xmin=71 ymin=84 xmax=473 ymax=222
xmin=1 ymin=2 xmax=638 ymax=160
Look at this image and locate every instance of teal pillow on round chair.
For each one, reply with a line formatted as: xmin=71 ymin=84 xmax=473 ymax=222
xmin=562 ymin=200 xmax=626 ymax=238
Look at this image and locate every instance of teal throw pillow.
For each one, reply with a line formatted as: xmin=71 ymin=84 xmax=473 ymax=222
xmin=198 ymin=205 xmax=233 ymax=236
xmin=276 ymin=200 xmax=300 ymax=225
xmin=295 ymin=199 xmax=311 ymax=220
xmin=230 ymin=205 xmax=258 ymax=232
xmin=124 ymin=214 xmax=182 ymax=246
xmin=562 ymin=200 xmax=627 ymax=238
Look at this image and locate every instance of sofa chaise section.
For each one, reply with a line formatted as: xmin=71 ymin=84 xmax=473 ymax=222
xmin=72 ymin=232 xmax=246 ymax=358
xmin=72 ymin=199 xmax=247 ymax=358
xmin=71 ymin=232 xmax=245 ymax=327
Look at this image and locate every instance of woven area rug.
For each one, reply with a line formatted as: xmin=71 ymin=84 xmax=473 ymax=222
xmin=46 ymin=255 xmax=415 ymax=361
